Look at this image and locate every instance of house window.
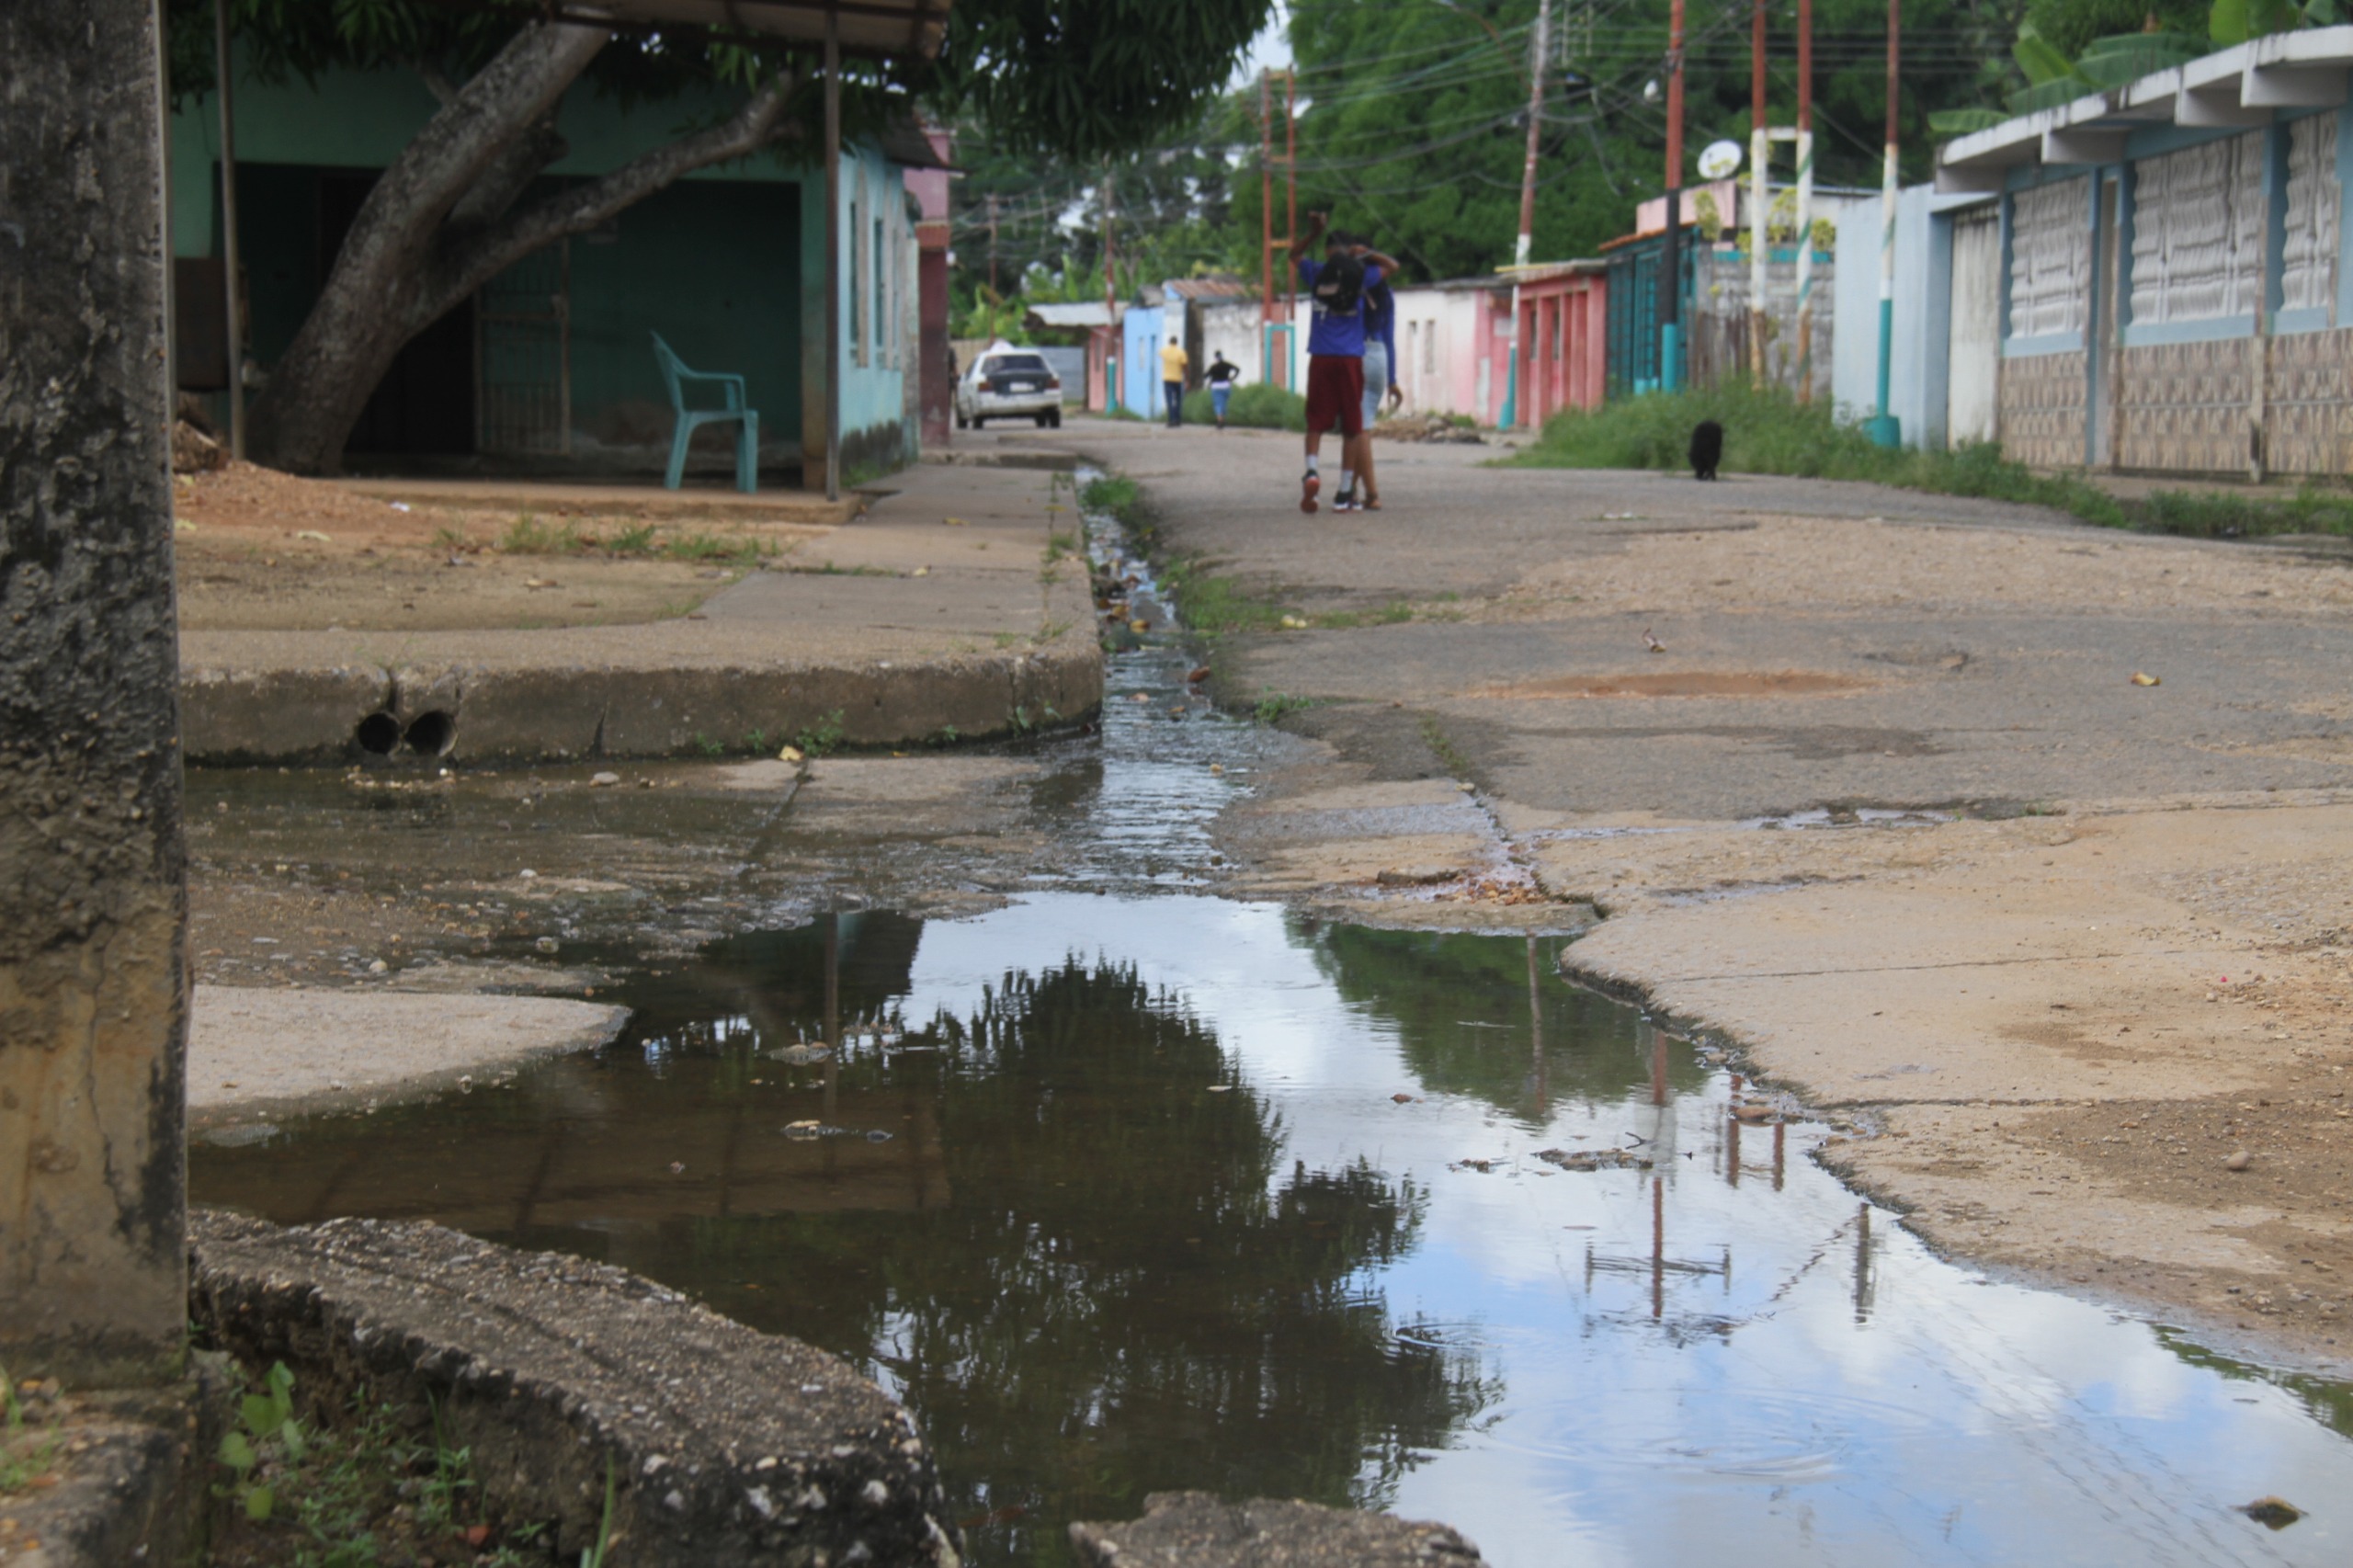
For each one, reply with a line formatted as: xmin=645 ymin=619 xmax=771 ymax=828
xmin=2283 ymin=112 xmax=2340 ymax=317
xmin=2007 ymin=176 xmax=2089 ymax=339
xmin=2128 ymin=131 xmax=2263 ymax=324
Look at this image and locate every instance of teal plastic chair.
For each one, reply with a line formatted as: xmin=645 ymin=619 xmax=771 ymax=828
xmin=651 ymin=332 xmax=758 ymax=493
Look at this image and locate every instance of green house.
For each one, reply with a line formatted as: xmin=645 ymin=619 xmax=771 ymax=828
xmin=169 ymin=49 xmax=942 ymax=484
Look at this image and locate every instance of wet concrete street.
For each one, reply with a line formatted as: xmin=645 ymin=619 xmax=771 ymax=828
xmin=183 ymin=431 xmax=2353 ymax=1564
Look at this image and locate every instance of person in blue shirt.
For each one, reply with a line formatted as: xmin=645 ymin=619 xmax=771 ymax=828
xmin=1348 ymin=238 xmax=1404 ymax=511
xmin=1288 ymin=211 xmax=1398 ymax=514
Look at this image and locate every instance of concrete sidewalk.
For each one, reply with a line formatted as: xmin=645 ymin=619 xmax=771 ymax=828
xmin=180 ymin=457 xmax=1100 ymax=762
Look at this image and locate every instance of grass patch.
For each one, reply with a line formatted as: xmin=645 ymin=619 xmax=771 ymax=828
xmin=1515 ymin=384 xmax=2121 ymax=523
xmin=1 ymin=1369 xmax=60 ymax=1496
xmin=1253 ymin=690 xmax=1320 ymax=722
xmin=206 ymin=1362 xmax=558 ymax=1567
xmin=1079 ymin=473 xmax=1144 ymax=528
xmin=1159 ymin=556 xmax=1289 ymax=635
xmin=1309 ymin=598 xmax=1415 ymax=630
xmin=1418 ymin=714 xmax=1474 ymax=778
xmin=1181 ymin=382 xmax=1308 ymax=431
xmin=1515 ymin=383 xmax=2353 ymax=538
xmin=497 ymin=513 xmax=584 ymax=554
xmin=660 ymin=529 xmax=767 ymax=566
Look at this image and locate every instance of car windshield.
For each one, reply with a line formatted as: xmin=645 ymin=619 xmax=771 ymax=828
xmin=985 ymin=355 xmax=1049 ymax=375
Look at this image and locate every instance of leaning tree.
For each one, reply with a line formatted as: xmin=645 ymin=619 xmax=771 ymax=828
xmin=170 ymin=0 xmax=1268 ymax=472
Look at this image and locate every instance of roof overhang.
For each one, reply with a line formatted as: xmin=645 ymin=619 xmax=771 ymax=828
xmin=1938 ymin=25 xmax=2353 ymax=193
xmin=543 ymin=0 xmax=950 ymax=61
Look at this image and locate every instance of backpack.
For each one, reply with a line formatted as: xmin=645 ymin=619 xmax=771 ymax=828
xmin=1313 ymin=253 xmax=1366 ymax=319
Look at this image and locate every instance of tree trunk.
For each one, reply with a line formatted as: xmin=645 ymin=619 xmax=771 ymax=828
xmin=245 ymin=20 xmax=801 ymax=474
xmin=247 ymin=21 xmax=608 ymax=472
xmin=1 ymin=0 xmax=189 ymax=1385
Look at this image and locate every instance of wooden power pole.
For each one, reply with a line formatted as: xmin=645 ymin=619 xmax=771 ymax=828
xmin=1515 ymin=0 xmax=1554 ymax=268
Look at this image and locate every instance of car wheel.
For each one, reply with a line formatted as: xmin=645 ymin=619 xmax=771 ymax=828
xmin=971 ymin=416 xmax=984 ymax=429
xmin=1049 ymin=407 xmax=1063 ymax=429
xmin=1034 ymin=412 xmax=1051 ymax=427
xmin=955 ymin=411 xmax=968 ymax=429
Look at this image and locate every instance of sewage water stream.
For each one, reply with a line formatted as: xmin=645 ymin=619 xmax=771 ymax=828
xmin=192 ymin=496 xmax=2353 ymax=1565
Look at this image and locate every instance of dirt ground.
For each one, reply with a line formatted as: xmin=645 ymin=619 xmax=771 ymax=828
xmin=172 ymin=461 xmax=826 ymax=631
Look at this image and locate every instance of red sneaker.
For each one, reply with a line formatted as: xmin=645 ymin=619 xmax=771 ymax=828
xmin=1300 ymin=472 xmax=1321 ymax=514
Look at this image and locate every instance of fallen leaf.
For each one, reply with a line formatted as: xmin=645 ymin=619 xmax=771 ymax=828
xmin=943 ymin=516 xmax=969 ymax=527
xmin=779 ymin=744 xmax=805 ymax=764
xmin=911 ymin=565 xmax=930 ymax=577
xmin=1130 ymin=619 xmax=1148 ymax=633
xmin=1391 ymin=1093 xmax=1415 ymax=1103
xmin=2241 ymin=1497 xmax=2303 ymax=1529
xmin=296 ymin=528 xmax=331 ymax=543
xmin=2131 ymin=671 xmax=2160 ymax=687
xmin=1187 ymin=665 xmax=1212 ymax=683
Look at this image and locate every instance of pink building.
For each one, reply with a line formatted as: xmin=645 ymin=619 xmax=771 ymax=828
xmin=1513 ymin=262 xmax=1608 ymax=429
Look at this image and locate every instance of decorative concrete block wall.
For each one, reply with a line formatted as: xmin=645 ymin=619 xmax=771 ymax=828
xmin=2112 ymin=337 xmax=2257 ymax=473
xmin=1998 ymin=351 xmax=2087 ymax=469
xmin=2266 ymin=326 xmax=2353 ymax=473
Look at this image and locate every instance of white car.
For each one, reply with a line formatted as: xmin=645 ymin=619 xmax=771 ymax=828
xmin=957 ymin=347 xmax=1063 ymax=429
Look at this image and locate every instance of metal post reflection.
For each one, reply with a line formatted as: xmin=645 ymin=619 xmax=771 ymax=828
xmin=1527 ymin=937 xmax=1550 ymax=1119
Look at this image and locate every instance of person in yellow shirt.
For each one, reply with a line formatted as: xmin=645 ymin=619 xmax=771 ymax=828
xmin=1159 ymin=336 xmax=1189 ymax=428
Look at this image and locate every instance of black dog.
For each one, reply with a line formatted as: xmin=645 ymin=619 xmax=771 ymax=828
xmin=1688 ymin=420 xmax=1722 ymax=481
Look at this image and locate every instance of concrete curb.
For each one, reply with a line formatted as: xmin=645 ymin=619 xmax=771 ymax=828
xmin=190 ymin=1211 xmax=965 ymax=1567
xmin=180 ymin=638 xmax=1103 ymax=764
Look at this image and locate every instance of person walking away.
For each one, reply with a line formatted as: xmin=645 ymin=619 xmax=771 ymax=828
xmin=1206 ymin=351 xmax=1241 ymax=430
xmin=1290 ymin=211 xmax=1385 ymax=513
xmin=1349 ymin=244 xmax=1404 ymax=510
xmin=1160 ymin=335 xmax=1188 ymax=428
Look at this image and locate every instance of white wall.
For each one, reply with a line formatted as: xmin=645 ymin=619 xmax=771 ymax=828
xmin=1390 ymin=287 xmax=1485 ymax=417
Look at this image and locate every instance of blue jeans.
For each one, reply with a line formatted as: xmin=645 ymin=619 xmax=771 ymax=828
xmin=1165 ymin=381 xmax=1184 ymax=426
xmin=1211 ymin=385 xmax=1233 ymax=422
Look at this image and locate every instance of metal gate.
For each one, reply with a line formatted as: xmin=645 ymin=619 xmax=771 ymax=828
xmin=475 ymin=240 xmax=571 ymax=455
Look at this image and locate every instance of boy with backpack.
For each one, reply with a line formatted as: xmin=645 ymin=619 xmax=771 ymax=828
xmin=1289 ymin=212 xmax=1398 ymax=514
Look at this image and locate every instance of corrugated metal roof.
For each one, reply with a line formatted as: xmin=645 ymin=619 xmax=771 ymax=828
xmin=1165 ymin=278 xmax=1254 ymax=301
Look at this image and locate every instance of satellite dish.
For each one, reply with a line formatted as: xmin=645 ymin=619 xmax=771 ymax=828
xmin=1698 ymin=140 xmax=1743 ymax=180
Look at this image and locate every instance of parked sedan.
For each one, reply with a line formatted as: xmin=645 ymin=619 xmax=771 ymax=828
xmin=957 ymin=348 xmax=1063 ymax=429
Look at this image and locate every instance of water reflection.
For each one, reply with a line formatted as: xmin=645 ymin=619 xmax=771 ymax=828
xmin=196 ymin=896 xmax=2353 ymax=1567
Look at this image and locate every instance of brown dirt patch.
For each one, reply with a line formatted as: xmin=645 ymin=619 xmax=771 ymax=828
xmin=172 ymin=461 xmax=819 ymax=632
xmin=1469 ymin=669 xmax=1870 ymax=700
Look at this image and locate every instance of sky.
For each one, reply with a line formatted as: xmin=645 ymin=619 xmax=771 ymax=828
xmin=1231 ymin=1 xmax=1295 ymax=91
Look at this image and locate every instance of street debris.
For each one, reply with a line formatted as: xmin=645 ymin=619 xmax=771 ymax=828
xmin=2226 ymin=1149 xmax=2253 ymax=1171
xmin=1535 ymin=1146 xmax=1652 ymax=1172
xmin=1643 ymin=627 xmax=1666 ymax=653
xmin=590 ymin=771 xmax=621 ymax=787
xmin=2131 ymin=671 xmax=2162 ymax=687
xmin=766 ymin=1043 xmax=831 ymax=1066
xmin=2240 ymin=1496 xmax=2303 ymax=1528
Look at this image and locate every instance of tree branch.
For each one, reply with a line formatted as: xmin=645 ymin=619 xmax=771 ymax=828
xmin=445 ymin=111 xmax=569 ymax=238
xmin=414 ymin=69 xmax=802 ymax=326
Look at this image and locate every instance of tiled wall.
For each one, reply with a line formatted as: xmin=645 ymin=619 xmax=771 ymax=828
xmin=2266 ymin=327 xmax=2353 ymax=474
xmin=1997 ymin=351 xmax=2087 ymax=469
xmin=2112 ymin=337 xmax=2256 ymax=472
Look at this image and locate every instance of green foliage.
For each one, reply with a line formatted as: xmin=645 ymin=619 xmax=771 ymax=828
xmin=498 ymin=514 xmax=581 ymax=555
xmin=1253 ymin=690 xmax=1320 ymax=722
xmin=795 ymin=710 xmax=847 ymax=757
xmin=1079 ymin=473 xmax=1145 ymax=526
xmin=935 ymin=0 xmax=1269 ymax=161
xmin=1 ymin=1368 xmax=61 ymax=1496
xmin=1159 ymin=557 xmax=1290 ymax=636
xmin=1182 ymin=382 xmax=1308 ymax=430
xmin=217 ymin=1360 xmax=305 ymax=1522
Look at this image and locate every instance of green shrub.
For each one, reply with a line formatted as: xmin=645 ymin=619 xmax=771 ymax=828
xmin=1182 ymin=382 xmax=1307 ymax=431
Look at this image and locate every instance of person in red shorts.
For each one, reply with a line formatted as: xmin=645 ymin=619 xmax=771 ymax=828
xmin=1290 ymin=212 xmax=1398 ymax=514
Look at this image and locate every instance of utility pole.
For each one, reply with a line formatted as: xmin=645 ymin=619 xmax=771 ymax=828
xmin=1103 ymin=167 xmax=1119 ymax=412
xmin=985 ymin=192 xmax=999 ymax=296
xmin=1794 ymin=0 xmax=1816 ymax=402
xmin=1515 ymin=0 xmax=1553 ymax=268
xmin=1870 ymin=0 xmax=1904 ymax=446
xmin=1260 ymin=69 xmax=1275 ymax=329
xmin=1748 ymin=0 xmax=1768 ymax=382
xmin=1659 ymin=0 xmax=1687 ymax=393
xmin=824 ymin=8 xmax=840 ymax=501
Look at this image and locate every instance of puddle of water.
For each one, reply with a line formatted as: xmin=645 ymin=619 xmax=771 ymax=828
xmin=194 ymin=896 xmax=2353 ymax=1567
xmin=186 ymin=475 xmax=2353 ymax=1566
